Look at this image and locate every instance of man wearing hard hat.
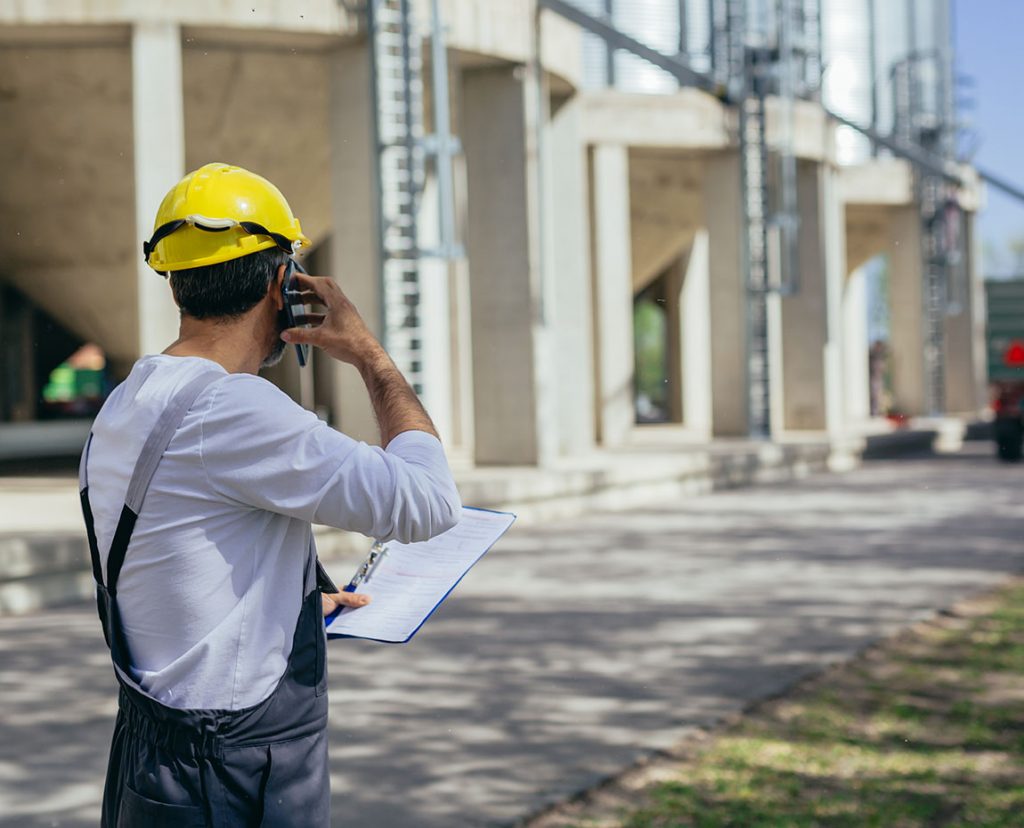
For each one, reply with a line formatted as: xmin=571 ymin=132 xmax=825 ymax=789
xmin=79 ymin=163 xmax=461 ymax=825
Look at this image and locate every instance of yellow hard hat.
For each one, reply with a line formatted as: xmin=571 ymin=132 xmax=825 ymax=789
xmin=143 ymin=163 xmax=311 ymax=272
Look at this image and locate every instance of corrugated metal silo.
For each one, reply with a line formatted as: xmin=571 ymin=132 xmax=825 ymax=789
xmin=822 ymin=0 xmax=874 ymax=164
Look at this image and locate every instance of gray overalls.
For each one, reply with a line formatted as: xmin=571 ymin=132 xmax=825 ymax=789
xmin=79 ymin=371 xmax=331 ymax=827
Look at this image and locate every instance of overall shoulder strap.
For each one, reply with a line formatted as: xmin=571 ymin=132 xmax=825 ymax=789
xmin=78 ymin=434 xmax=105 ymax=586
xmin=103 ymin=370 xmax=224 ymax=593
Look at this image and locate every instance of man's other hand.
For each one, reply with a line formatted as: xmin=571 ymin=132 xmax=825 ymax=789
xmin=322 ymin=591 xmax=371 ymax=617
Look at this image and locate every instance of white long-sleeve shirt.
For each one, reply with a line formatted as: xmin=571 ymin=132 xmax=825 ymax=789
xmin=85 ymin=354 xmax=461 ymax=710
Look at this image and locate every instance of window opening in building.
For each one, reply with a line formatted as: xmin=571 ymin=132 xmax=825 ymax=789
xmin=633 ymin=277 xmax=670 ymax=424
xmin=865 ymin=254 xmax=894 ymax=418
xmin=1 ymin=283 xmax=112 ymax=423
xmin=41 ymin=343 xmax=109 ymax=418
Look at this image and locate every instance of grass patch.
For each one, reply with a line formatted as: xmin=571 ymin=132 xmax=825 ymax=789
xmin=569 ymin=581 xmax=1024 ymax=828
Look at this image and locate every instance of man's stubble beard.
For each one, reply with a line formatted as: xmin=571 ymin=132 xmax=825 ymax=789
xmin=260 ymin=314 xmax=289 ymax=369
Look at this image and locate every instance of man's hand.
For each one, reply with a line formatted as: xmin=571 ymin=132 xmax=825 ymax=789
xmin=280 ymin=270 xmax=385 ymax=369
xmin=322 ymin=591 xmax=371 ymax=617
xmin=280 ymin=269 xmax=439 ymax=445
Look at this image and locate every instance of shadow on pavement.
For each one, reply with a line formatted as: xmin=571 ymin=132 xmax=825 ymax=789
xmin=0 ymin=447 xmax=1021 ymax=826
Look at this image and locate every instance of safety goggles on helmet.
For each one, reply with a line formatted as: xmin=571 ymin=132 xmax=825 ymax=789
xmin=143 ymin=214 xmax=304 ymax=266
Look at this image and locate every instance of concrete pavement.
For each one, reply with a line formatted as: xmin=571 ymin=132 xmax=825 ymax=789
xmin=0 ymin=445 xmax=1021 ymax=826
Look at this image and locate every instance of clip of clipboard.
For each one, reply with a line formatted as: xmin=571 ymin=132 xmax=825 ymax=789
xmin=321 ymin=541 xmax=389 ymax=626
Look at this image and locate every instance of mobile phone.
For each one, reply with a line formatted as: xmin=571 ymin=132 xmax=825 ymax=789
xmin=281 ymin=259 xmax=311 ymax=367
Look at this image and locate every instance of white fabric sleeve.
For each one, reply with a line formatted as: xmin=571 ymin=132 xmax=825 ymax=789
xmin=198 ymin=374 xmax=461 ymax=543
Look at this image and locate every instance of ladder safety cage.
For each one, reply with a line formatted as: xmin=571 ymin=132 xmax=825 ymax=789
xmin=891 ymin=0 xmax=958 ymax=416
xmin=366 ymin=0 xmax=463 ymax=396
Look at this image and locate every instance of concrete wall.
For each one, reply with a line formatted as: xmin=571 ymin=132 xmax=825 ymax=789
xmin=0 ymin=24 xmax=339 ymax=370
xmin=628 ymin=150 xmax=702 ymax=293
xmin=440 ymin=2 xmax=583 ymax=92
xmin=0 ymin=33 xmax=138 ymax=368
xmin=182 ymin=41 xmax=332 ymax=246
xmin=0 ymin=2 xmax=359 ymax=36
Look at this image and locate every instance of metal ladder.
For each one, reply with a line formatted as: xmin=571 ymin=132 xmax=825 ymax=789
xmin=366 ymin=0 xmax=463 ymax=396
xmin=719 ymin=0 xmax=774 ymax=438
xmin=739 ymin=53 xmax=773 ymax=438
xmin=921 ymin=173 xmax=950 ymax=415
xmin=368 ymin=0 xmax=426 ymax=393
xmin=716 ymin=0 xmax=823 ymax=437
xmin=892 ymin=50 xmax=956 ymax=417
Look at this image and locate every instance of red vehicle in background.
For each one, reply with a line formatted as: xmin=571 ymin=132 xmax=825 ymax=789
xmin=986 ymin=280 xmax=1024 ymax=461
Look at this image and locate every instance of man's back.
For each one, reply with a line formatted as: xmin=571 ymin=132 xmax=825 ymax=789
xmin=88 ymin=353 xmax=460 ymax=710
xmin=90 ymin=163 xmax=461 ymax=824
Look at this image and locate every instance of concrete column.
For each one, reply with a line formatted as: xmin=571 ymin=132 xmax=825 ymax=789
xmin=132 ymin=22 xmax=185 ymax=357
xmin=447 ymin=150 xmax=476 ymax=468
xmin=665 ymin=233 xmax=713 ymax=437
xmin=821 ymin=164 xmax=847 ymax=439
xmin=943 ymin=213 xmax=987 ymax=414
xmin=887 ymin=207 xmax=927 ymax=416
xmin=416 ymin=174 xmax=455 ymax=445
xmin=546 ymin=96 xmax=596 ymax=455
xmin=461 ymin=66 xmax=550 ymax=465
xmin=665 ymin=263 xmax=685 ymax=425
xmin=702 ymin=152 xmax=748 ymax=436
xmin=842 ymin=266 xmax=871 ymax=424
xmin=328 ymin=44 xmax=381 ymax=444
xmin=778 ymin=162 xmax=845 ymax=434
xmin=589 ymin=143 xmax=635 ymax=447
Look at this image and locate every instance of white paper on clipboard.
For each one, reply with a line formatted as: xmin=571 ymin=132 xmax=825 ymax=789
xmin=325 ymin=507 xmax=515 ymax=643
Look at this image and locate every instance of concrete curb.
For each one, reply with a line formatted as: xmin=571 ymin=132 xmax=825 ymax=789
xmin=0 ymin=441 xmax=832 ymax=616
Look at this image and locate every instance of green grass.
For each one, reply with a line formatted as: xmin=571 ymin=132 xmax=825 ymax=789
xmin=603 ymin=582 xmax=1024 ymax=828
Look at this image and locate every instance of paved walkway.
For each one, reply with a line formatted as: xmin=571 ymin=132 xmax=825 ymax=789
xmin=0 ymin=445 xmax=1021 ymax=827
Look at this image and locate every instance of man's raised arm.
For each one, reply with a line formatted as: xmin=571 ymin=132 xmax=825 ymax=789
xmin=281 ymin=270 xmax=437 ymax=447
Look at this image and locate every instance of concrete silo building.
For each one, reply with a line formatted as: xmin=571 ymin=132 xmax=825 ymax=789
xmin=0 ymin=0 xmax=988 ymax=476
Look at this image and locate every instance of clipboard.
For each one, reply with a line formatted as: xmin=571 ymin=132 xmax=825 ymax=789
xmin=323 ymin=506 xmax=515 ymax=644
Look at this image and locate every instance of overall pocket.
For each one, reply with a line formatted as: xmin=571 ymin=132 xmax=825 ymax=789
xmin=117 ymin=784 xmax=207 ymax=828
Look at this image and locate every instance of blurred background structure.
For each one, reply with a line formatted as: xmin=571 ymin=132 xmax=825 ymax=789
xmin=0 ymin=0 xmax=1016 ymax=609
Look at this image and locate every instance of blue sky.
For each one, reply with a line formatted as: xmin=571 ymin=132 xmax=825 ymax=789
xmin=954 ymin=0 xmax=1024 ymax=274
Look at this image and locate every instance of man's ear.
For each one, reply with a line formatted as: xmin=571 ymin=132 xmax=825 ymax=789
xmin=270 ymin=263 xmax=287 ymax=311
